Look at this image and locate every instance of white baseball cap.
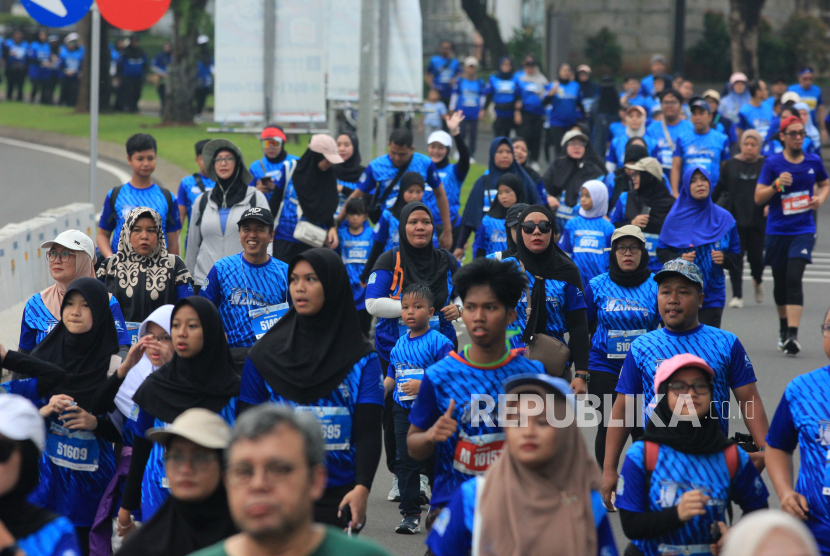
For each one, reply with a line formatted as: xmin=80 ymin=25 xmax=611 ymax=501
xmin=147 ymin=408 xmax=232 ymax=450
xmin=0 ymin=394 xmax=46 ymax=452
xmin=197 ymin=35 xmax=210 ymax=45
xmin=64 ymin=32 xmax=80 ymax=44
xmin=41 ymin=230 xmax=95 ymax=260
xmin=781 ymin=91 xmax=801 ymax=105
xmin=427 ymin=130 xmax=453 ymax=148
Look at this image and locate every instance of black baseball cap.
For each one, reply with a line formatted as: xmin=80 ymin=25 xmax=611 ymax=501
xmin=689 ymin=97 xmax=710 ymax=113
xmin=237 ymin=207 xmax=274 ymax=228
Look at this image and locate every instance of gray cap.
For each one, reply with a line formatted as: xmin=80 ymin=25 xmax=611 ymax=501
xmin=651 ymin=54 xmax=667 ymax=65
xmin=654 ymin=258 xmax=705 ymax=288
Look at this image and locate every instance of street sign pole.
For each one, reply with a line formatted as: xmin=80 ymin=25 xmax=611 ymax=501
xmin=357 ymin=0 xmax=375 ymax=162
xmin=89 ymin=2 xmax=100 ymax=205
xmin=377 ymin=0 xmax=389 ymax=154
xmin=263 ymin=0 xmax=276 ymax=124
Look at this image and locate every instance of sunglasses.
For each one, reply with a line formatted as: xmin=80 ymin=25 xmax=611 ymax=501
xmin=0 ymin=438 xmax=17 ymax=463
xmin=520 ymin=221 xmax=553 ymax=234
xmin=261 ymin=138 xmax=284 ymax=148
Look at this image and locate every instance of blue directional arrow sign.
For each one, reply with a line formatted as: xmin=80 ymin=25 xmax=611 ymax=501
xmin=20 ymin=0 xmax=93 ymax=27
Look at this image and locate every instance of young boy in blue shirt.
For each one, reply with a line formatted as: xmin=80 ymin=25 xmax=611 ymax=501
xmin=97 ymin=133 xmax=181 ymax=258
xmin=177 ymin=139 xmax=216 ymax=233
xmin=383 ymin=284 xmax=453 ymax=535
xmin=450 ymin=57 xmax=486 ymax=160
xmin=338 ymin=198 xmax=374 ymax=336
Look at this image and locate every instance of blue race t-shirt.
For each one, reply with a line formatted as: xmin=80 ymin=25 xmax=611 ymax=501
xmin=548 ymin=80 xmax=582 ymax=127
xmin=788 ymin=83 xmax=824 ymax=121
xmin=673 ymin=128 xmax=731 ymax=187
xmin=616 ymin=324 xmax=756 ymax=435
xmin=616 ymin=441 xmax=768 ymax=556
xmin=647 ymin=120 xmax=694 ymax=177
xmin=503 ymin=257 xmax=586 ymax=349
xmin=436 ymin=162 xmax=466 ymax=227
xmin=766 ymin=366 xmax=830 ymax=553
xmin=452 ymin=77 xmax=486 ymax=120
xmin=17 ymin=516 xmax=82 ymax=556
xmin=59 ymin=46 xmax=84 ymax=75
xmin=427 ymin=477 xmax=618 ymax=556
xmin=387 ymin=329 xmax=453 ymax=410
xmin=408 ymin=350 xmax=545 ymax=506
xmin=607 ymin=133 xmax=657 ymax=168
xmin=427 ymin=56 xmax=461 ymax=99
xmin=738 ymin=102 xmax=774 ymax=138
xmin=372 ymin=210 xmax=401 ymax=252
xmin=98 ymin=183 xmax=182 ymax=252
xmin=585 ymin=273 xmax=660 ymax=375
xmin=559 ymin=215 xmax=615 ymax=286
xmin=515 ymin=78 xmax=547 ymax=116
xmin=177 ymin=174 xmax=215 ymax=220
xmin=473 ymin=214 xmax=507 ymax=257
xmin=422 ymin=101 xmax=448 ymax=129
xmin=240 ymin=353 xmax=384 ymax=488
xmin=5 ymin=39 xmax=27 ymax=63
xmin=199 ymin=253 xmax=289 ymax=348
xmin=656 ymin=224 xmax=741 ymax=310
xmin=19 ymin=292 xmax=130 ymax=350
xmin=485 ymin=75 xmax=518 ymax=119
xmin=248 ymin=155 xmax=300 ymax=201
xmin=758 ymin=152 xmax=829 ymax=236
xmin=338 ymin=222 xmax=373 ymax=310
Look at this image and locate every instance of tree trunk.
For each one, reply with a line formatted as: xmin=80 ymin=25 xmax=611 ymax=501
xmin=460 ymin=0 xmax=507 ymax=67
xmin=163 ymin=0 xmax=208 ymax=125
xmin=729 ymin=0 xmax=765 ymax=78
xmin=75 ymin=13 xmax=112 ymax=113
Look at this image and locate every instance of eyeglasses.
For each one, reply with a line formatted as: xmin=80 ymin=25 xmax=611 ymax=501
xmin=214 ymin=156 xmax=236 ymax=165
xmin=144 ymin=333 xmax=172 ymax=343
xmin=666 ymin=381 xmax=710 ymax=395
xmin=520 ymin=221 xmax=553 ymax=234
xmin=261 ymin=138 xmax=284 ymax=148
xmin=47 ymin=250 xmax=75 ymax=262
xmin=164 ymin=451 xmax=219 ymax=470
xmin=615 ymin=245 xmax=642 ymax=254
xmin=662 ymin=100 xmax=680 ymax=106
xmin=0 ymin=438 xmax=17 ymax=463
xmin=821 ymin=323 xmax=830 ymax=337
xmin=784 ymin=130 xmax=807 ymax=138
xmin=227 ymin=461 xmax=298 ymax=486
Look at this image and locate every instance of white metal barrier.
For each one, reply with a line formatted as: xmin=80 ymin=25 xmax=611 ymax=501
xmin=0 ymin=203 xmax=97 ymax=313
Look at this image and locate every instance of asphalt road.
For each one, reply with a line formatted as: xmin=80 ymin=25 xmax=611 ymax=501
xmin=4 ymin=136 xmax=830 ymax=555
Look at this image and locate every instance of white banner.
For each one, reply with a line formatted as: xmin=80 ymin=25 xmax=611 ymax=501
xmin=215 ymin=0 xmax=327 ymax=123
xmin=326 ymin=0 xmax=422 ymax=103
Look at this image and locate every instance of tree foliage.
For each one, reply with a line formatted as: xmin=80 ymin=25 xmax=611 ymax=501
xmin=163 ymin=0 xmax=210 ymax=124
xmin=584 ymin=28 xmax=621 ymax=76
xmin=685 ymin=11 xmax=731 ymax=82
xmin=460 ymin=0 xmax=507 ymax=68
xmin=507 ymin=27 xmax=542 ymax=66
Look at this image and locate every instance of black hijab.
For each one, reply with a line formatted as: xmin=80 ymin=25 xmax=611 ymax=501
xmin=292 ymin=149 xmax=339 ymax=225
xmin=624 ymin=166 xmax=676 ymax=235
xmin=332 ymin=132 xmax=365 ymax=183
xmin=641 ymin=373 xmax=733 ymax=454
xmin=499 ymin=203 xmax=528 ymax=260
xmin=373 ymin=202 xmax=452 ymax=314
xmin=390 ymin=172 xmax=425 ymax=220
xmin=31 ymin=277 xmax=119 ymax=410
xmin=133 ymin=297 xmax=240 ymax=424
xmin=117 ymin=474 xmax=237 ymax=556
xmin=543 ymin=143 xmax=605 ymax=208
xmin=0 ymin=440 xmax=58 ymax=540
xmin=610 ymin=142 xmax=650 ymax=211
xmin=608 ymin=236 xmax=651 ymax=288
xmin=248 ymin=249 xmax=375 ymax=404
xmin=496 ymin=56 xmax=514 ymax=80
xmin=597 ymin=77 xmax=620 ymax=115
xmin=487 ymin=173 xmax=524 ymax=220
xmin=209 ymin=148 xmax=248 ymax=209
xmin=514 ymin=205 xmax=583 ymax=344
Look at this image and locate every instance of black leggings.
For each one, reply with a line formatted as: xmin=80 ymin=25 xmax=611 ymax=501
xmin=729 ymin=226 xmax=765 ymax=299
xmin=772 ymin=258 xmax=808 ymax=307
xmin=519 ymin=111 xmax=544 ymax=163
xmin=314 ymin=482 xmax=355 ymax=530
xmin=589 ymin=370 xmax=643 ymax=469
xmin=698 ymin=307 xmax=724 ymax=329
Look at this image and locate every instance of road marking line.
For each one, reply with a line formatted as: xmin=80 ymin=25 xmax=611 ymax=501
xmin=0 ymin=136 xmax=131 ymax=184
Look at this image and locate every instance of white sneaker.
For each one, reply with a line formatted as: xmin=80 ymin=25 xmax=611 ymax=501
xmin=728 ymin=297 xmax=743 ymax=309
xmin=419 ymin=474 xmax=431 ymax=505
xmin=754 ymin=282 xmax=764 ymax=304
xmin=469 ymin=156 xmax=476 ymax=164
xmin=387 ymin=477 xmax=400 ymax=502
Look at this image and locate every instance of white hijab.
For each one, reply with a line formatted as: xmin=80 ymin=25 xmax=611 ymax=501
xmin=578 ymin=180 xmax=609 ymax=219
xmin=794 ymin=102 xmax=821 ymax=146
xmin=721 ymin=510 xmax=818 ymax=556
xmin=113 ymin=304 xmax=174 ymax=420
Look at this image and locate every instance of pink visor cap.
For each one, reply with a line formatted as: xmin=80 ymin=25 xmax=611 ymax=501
xmin=653 ymin=353 xmax=714 ymax=394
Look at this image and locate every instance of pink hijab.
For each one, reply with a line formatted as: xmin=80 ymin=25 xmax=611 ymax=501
xmin=40 ymin=250 xmax=95 ymax=319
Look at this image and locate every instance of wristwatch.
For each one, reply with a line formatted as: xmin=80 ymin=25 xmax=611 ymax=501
xmin=575 ymin=371 xmax=590 ymax=383
xmin=455 ymin=304 xmax=463 ymax=315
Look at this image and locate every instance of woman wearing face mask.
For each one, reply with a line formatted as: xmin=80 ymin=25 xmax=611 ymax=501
xmin=584 ymin=226 xmax=660 ymax=467
xmin=98 ymin=208 xmax=193 ymax=324
xmin=241 ymin=248 xmax=383 ymax=532
xmin=186 ymin=140 xmax=269 ymax=291
xmin=456 ymin=137 xmax=540 ymax=260
xmin=610 ymin=157 xmax=676 ymax=274
xmin=505 ymin=205 xmax=591 ymax=392
xmin=615 ymin=354 xmax=769 ymax=556
xmin=28 ymin=278 xmax=122 ymax=555
xmin=606 ymin=106 xmax=656 ymax=173
xmin=117 ymin=409 xmax=237 ymax=556
xmin=0 ymin=395 xmax=82 ymax=556
xmin=333 ymin=131 xmax=366 ymax=216
xmin=20 ymin=230 xmax=130 ymax=353
xmin=543 ymin=129 xmax=606 ymax=234
xmin=425 ymin=374 xmax=618 ymax=556
xmin=269 ymin=134 xmax=345 ymax=263
xmin=426 ymin=111 xmax=468 ymax=246
xmin=658 ymin=167 xmax=741 ymax=329
xmin=117 ymin=297 xmax=240 ymax=535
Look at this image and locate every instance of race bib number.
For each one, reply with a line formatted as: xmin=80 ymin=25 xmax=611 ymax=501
xmin=295 ymin=406 xmax=352 ymax=451
xmin=126 ymin=322 xmax=141 ymax=346
xmin=395 ymin=367 xmax=425 ymax=401
xmin=782 ymin=191 xmax=812 ymax=216
xmin=453 ymin=432 xmax=504 ymax=475
xmin=343 ymin=241 xmax=370 ymax=265
xmin=607 ymin=329 xmax=646 ymax=359
xmin=399 ymin=315 xmax=440 ymax=338
xmin=45 ymin=422 xmax=100 ymax=472
xmin=250 ymin=303 xmax=289 ymax=340
xmin=643 ymin=233 xmax=659 ymax=258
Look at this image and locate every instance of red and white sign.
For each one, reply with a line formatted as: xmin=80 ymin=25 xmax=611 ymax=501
xmin=98 ymin=0 xmax=170 ymax=31
xmin=453 ymin=433 xmax=504 ymax=475
xmin=782 ymin=191 xmax=812 ymax=216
